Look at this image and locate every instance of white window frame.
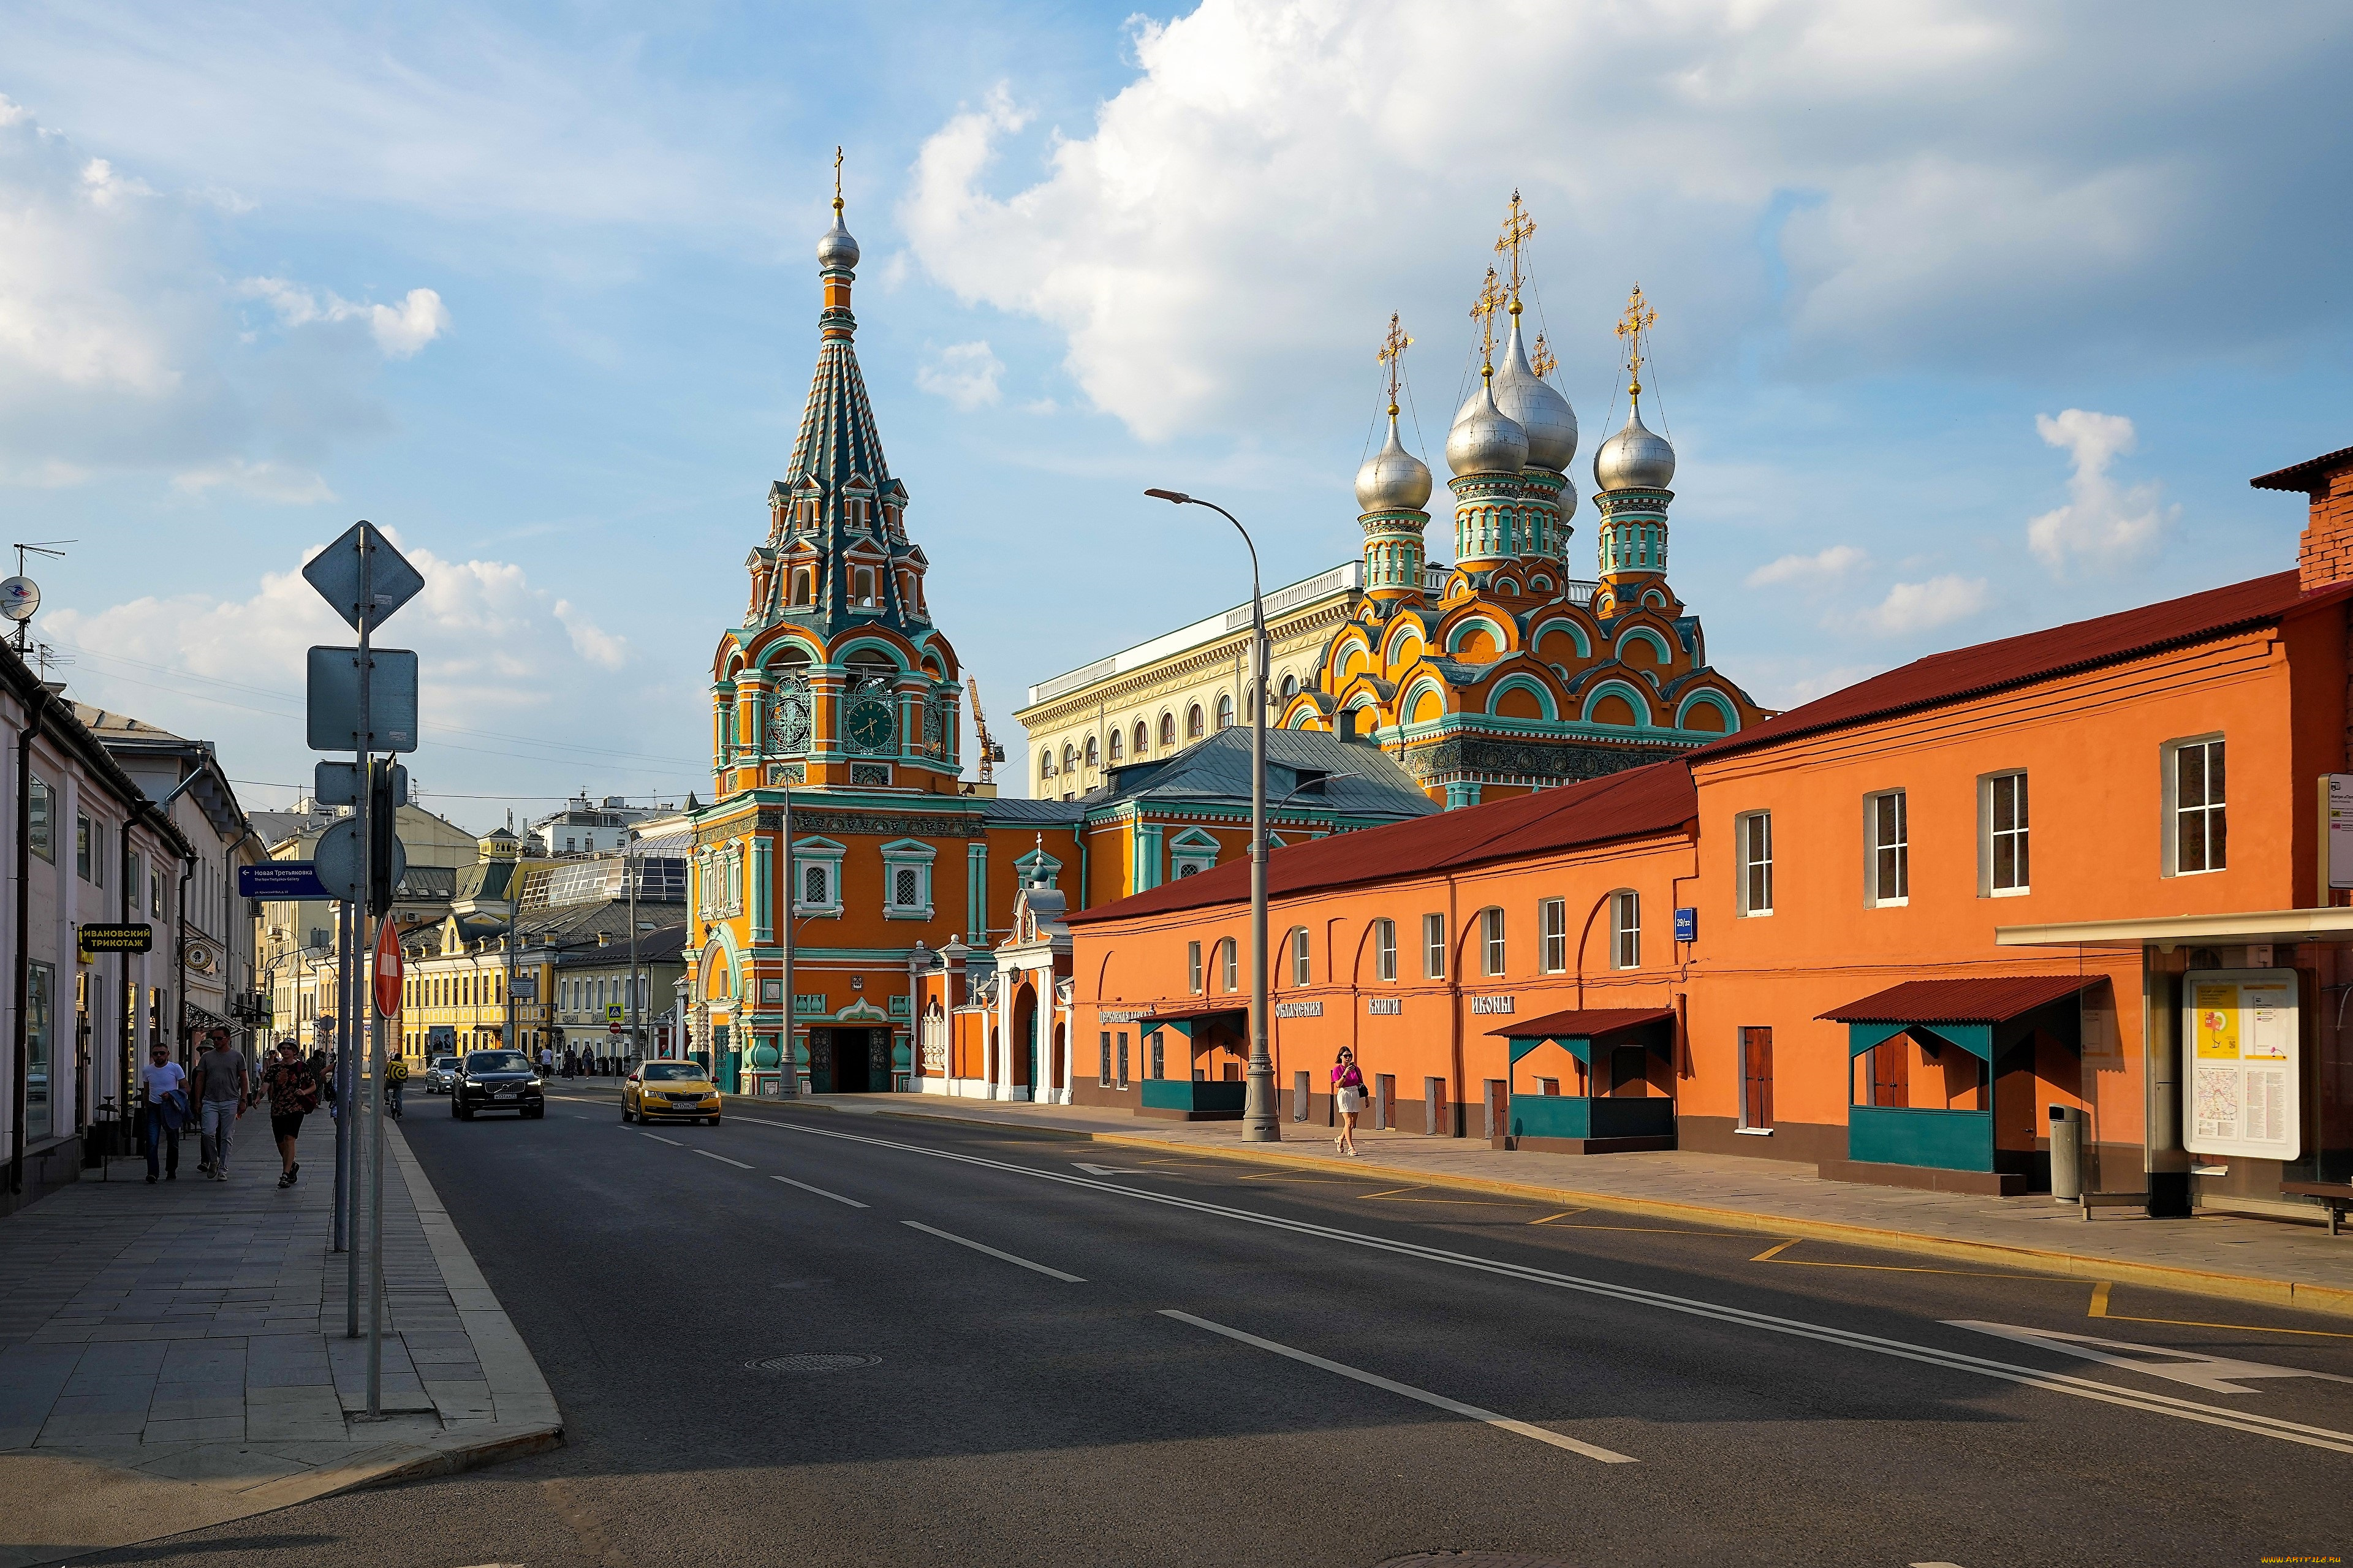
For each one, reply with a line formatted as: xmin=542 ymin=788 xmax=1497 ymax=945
xmin=1188 ymin=940 xmax=1203 ymax=995
xmin=1480 ymin=907 xmax=1506 ymax=977
xmin=1539 ymin=898 xmax=1567 ymax=973
xmin=2162 ymin=735 xmax=2225 ymax=877
xmin=1374 ymin=918 xmax=1397 ymax=982
xmin=1290 ymin=926 xmax=1311 ymax=987
xmin=793 ymin=836 xmax=846 ymax=915
xmin=1221 ymin=937 xmax=1238 ymax=992
xmin=879 ymin=838 xmax=936 ymax=921
xmin=1423 ymin=913 xmax=1446 ymax=979
xmin=1737 ymin=811 xmax=1773 ymax=917
xmin=1611 ymin=890 xmax=1640 ymax=970
xmin=1980 ymin=771 xmax=2029 ymax=897
xmin=1865 ymin=789 xmax=1908 ymax=908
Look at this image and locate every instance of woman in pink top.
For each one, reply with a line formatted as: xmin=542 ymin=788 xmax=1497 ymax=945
xmin=1330 ymin=1047 xmax=1366 ymax=1156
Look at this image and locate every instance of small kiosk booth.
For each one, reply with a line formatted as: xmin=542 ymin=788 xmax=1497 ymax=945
xmin=1490 ymin=1007 xmax=1678 ymax=1154
xmin=1135 ymin=1003 xmax=1251 ymax=1120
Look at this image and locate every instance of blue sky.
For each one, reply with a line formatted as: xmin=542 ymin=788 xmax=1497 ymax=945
xmin=1 ymin=1 xmax=2347 ymax=830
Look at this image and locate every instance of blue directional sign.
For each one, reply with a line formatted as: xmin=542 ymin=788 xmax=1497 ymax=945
xmin=1674 ymin=906 xmax=1697 ymax=944
xmin=239 ymin=863 xmax=331 ymax=900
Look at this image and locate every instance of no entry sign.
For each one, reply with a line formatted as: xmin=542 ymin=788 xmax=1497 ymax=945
xmin=373 ymin=918 xmax=403 ymax=1017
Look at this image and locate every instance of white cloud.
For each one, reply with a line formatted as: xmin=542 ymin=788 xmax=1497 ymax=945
xmin=915 ymin=339 xmax=1006 ymax=410
xmin=237 ymin=278 xmax=450 ymax=358
xmin=903 ymin=2 xmax=2353 ymax=442
xmin=170 ymin=458 xmax=336 ymax=504
xmin=2026 ymin=408 xmax=2172 ymax=572
xmin=1747 ymin=543 xmax=1865 ymax=587
xmin=45 ymin=529 xmax=635 ymax=767
xmin=1862 ymin=574 xmax=1988 ymax=634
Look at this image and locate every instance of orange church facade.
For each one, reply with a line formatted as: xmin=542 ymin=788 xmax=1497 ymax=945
xmin=1067 ymin=443 xmax=2353 ymax=1224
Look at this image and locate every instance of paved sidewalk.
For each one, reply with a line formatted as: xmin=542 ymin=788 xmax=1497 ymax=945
xmin=0 ymin=1116 xmax=561 ymax=1568
xmin=761 ymin=1091 xmax=2353 ymax=1319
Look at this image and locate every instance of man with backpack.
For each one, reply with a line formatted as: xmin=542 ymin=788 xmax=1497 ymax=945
xmin=385 ymin=1051 xmax=409 ymax=1119
xmin=263 ymin=1040 xmax=321 ymax=1188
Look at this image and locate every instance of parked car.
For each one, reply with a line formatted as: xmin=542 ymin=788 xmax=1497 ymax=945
xmin=451 ymin=1049 xmax=546 ymax=1121
xmin=423 ymin=1055 xmax=460 ymax=1095
xmin=623 ymin=1060 xmax=721 ymax=1125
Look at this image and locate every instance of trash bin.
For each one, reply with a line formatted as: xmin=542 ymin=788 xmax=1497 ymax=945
xmin=2049 ymin=1104 xmax=2086 ymax=1201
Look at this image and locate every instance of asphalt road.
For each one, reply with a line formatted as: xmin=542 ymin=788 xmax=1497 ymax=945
xmin=83 ymin=1088 xmax=2353 ymax=1568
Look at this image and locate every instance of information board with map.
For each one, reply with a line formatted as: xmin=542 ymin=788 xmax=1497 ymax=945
xmin=2183 ymin=968 xmax=2300 ymax=1162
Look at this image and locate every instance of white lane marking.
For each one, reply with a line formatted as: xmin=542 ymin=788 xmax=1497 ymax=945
xmin=1946 ymin=1321 xmax=2353 ymax=1394
xmin=772 ymin=1175 xmax=868 ymax=1208
xmin=639 ymin=1132 xmax=681 ymax=1146
xmin=902 ymin=1221 xmax=1085 ymax=1282
xmin=1909 ymin=1561 xmax=1968 ymax=1567
xmin=1075 ymin=1162 xmax=1171 ymax=1177
xmin=693 ymin=1149 xmax=754 ymax=1170
xmin=1162 ymin=1309 xmax=1635 ymax=1463
xmin=763 ymin=1119 xmax=2353 ymax=1456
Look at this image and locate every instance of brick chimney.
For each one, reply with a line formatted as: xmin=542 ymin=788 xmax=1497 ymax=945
xmin=2256 ymin=444 xmax=2353 ymax=591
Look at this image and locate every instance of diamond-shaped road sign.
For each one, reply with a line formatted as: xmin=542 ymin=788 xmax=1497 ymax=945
xmin=303 ymin=521 xmax=424 ymax=632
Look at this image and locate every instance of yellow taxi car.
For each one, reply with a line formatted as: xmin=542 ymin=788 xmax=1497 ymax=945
xmin=623 ymin=1060 xmax=722 ymax=1125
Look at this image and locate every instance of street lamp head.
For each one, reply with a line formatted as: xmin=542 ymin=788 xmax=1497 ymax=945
xmin=1143 ymin=488 xmax=1191 ymax=504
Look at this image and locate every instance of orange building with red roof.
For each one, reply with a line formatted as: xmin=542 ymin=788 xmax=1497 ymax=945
xmin=1067 ymin=442 xmax=2353 ymax=1226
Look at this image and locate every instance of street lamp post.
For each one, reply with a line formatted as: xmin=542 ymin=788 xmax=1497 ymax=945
xmin=1145 ymin=488 xmax=1278 ymax=1142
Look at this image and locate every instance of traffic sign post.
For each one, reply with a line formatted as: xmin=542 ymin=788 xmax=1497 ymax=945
xmin=302 ymin=520 xmax=423 ymax=1424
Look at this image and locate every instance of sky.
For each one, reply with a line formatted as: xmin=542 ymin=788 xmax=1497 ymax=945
xmin=1 ymin=0 xmax=2347 ymax=833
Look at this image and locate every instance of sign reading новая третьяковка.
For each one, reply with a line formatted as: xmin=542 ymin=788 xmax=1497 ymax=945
xmin=2183 ymin=968 xmax=2299 ymax=1162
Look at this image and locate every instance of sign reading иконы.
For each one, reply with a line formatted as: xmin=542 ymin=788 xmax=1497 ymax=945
xmin=1469 ymin=995 xmax=1515 ymax=1015
xmin=2183 ymin=968 xmax=2300 ymax=1163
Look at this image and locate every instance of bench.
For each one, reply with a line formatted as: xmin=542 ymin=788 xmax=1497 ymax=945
xmin=2280 ymin=1181 xmax=2353 ymax=1236
xmin=2077 ymin=1191 xmax=2150 ymax=1221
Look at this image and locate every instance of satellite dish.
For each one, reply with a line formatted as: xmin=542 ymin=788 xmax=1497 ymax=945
xmin=0 ymin=578 xmax=37 ymax=623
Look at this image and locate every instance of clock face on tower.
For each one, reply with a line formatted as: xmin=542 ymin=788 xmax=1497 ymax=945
xmin=846 ymin=698 xmax=896 ymax=755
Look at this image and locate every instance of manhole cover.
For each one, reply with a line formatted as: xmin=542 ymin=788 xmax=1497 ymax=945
xmin=746 ymin=1352 xmax=881 ymax=1373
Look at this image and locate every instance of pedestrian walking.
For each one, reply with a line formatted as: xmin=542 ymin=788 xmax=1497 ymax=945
xmin=140 ymin=1042 xmax=188 ymax=1183
xmin=191 ymin=1036 xmax=215 ymax=1172
xmin=263 ymin=1040 xmax=320 ymax=1187
xmin=1331 ymin=1047 xmax=1366 ymax=1156
xmin=385 ymin=1051 xmax=408 ymax=1118
xmin=193 ymin=1028 xmax=250 ymax=1181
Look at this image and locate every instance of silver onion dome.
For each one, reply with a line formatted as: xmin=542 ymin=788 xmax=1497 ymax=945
xmin=1490 ymin=317 xmax=1577 ymax=472
xmin=817 ymin=206 xmax=860 ymax=270
xmin=1355 ymin=412 xmax=1433 ymax=513
xmin=1593 ymin=399 xmax=1676 ymax=491
xmin=1446 ymin=374 xmax=1529 ymax=478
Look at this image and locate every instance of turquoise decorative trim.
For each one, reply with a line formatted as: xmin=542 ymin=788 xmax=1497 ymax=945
xmin=1578 ymin=678 xmax=1656 ymax=724
xmin=1485 ymin=674 xmax=1559 ymax=721
xmin=1140 ymin=1079 xmax=1246 ymax=1113
xmin=1673 ymin=689 xmax=1739 ymax=733
xmin=1844 ymin=1020 xmax=1991 ymax=1062
xmin=1615 ymin=626 xmax=1675 ymax=665
xmin=1526 ymin=616 xmax=1593 ymax=661
xmin=1506 ymin=1094 xmax=1673 ymax=1142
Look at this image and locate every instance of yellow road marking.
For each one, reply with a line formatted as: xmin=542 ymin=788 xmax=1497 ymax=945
xmin=1529 ymin=1210 xmax=1590 ymax=1225
xmin=2089 ymin=1281 xmax=2353 ymax=1339
xmin=1752 ymin=1239 xmax=1799 ymax=1262
xmin=1754 ymin=1238 xmax=2066 ymax=1280
xmin=1364 ymin=1193 xmax=1536 ymax=1206
xmin=1356 ymin=1186 xmax=1425 ymax=1200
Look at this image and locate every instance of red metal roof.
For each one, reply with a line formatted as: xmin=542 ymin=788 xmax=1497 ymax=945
xmin=1485 ymin=1007 xmax=1675 ymax=1040
xmin=2251 ymin=445 xmax=2353 ymax=494
xmin=1691 ymin=570 xmax=2352 ymax=763
xmin=1065 ymin=759 xmax=1697 ymax=926
xmin=1817 ymin=975 xmax=2096 ymax=1025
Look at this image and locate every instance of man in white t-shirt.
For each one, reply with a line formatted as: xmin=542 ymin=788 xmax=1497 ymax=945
xmin=140 ymin=1043 xmax=188 ymax=1183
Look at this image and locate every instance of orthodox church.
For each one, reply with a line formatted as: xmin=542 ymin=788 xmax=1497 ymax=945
xmin=1280 ymin=200 xmax=1767 ymax=805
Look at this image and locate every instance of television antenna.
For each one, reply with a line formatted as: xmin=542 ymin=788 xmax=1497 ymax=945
xmin=3 ymin=540 xmax=69 ymax=652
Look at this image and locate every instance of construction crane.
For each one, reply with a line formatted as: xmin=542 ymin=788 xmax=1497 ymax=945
xmin=966 ymin=676 xmax=1006 ymax=786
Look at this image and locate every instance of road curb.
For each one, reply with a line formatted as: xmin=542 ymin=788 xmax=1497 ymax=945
xmin=726 ymin=1091 xmax=2353 ymax=1322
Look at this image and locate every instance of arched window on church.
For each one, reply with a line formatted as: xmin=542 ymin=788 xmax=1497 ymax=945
xmin=854 ymin=567 xmax=874 ymax=605
xmin=1040 ymin=749 xmax=1056 ymax=780
xmin=792 ymin=570 xmax=813 ymax=607
xmin=1159 ymin=714 xmax=1176 ymax=748
xmin=1062 ymin=744 xmax=1078 ymax=776
xmin=1187 ymin=705 xmax=1205 ymax=740
xmin=1085 ymin=735 xmax=1099 ymax=769
xmin=1216 ymin=694 xmax=1233 ymax=730
xmin=1134 ymin=720 xmax=1150 ymax=755
xmin=1280 ymin=673 xmax=1300 ymax=702
xmin=1108 ymin=729 xmax=1124 ymax=762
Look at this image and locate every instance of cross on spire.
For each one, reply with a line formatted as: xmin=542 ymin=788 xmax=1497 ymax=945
xmin=1376 ymin=312 xmax=1412 ymax=416
xmin=833 ymin=145 xmax=844 ymax=213
xmin=1530 ymin=331 xmax=1556 ymax=381
xmin=1471 ymin=268 xmax=1507 ymax=376
xmin=1616 ymin=284 xmax=1658 ymax=399
xmin=1494 ymin=190 xmax=1536 ymax=316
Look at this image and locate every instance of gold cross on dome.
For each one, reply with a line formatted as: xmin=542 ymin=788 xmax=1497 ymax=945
xmin=1376 ymin=312 xmax=1412 ymax=415
xmin=1531 ymin=331 xmax=1557 ymax=381
xmin=1494 ymin=190 xmax=1536 ymax=312
xmin=1470 ymin=268 xmax=1507 ymax=373
xmin=1616 ymin=284 xmax=1657 ymax=396
xmin=833 ymin=145 xmax=844 ymax=211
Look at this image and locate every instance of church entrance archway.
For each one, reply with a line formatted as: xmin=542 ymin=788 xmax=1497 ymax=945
xmin=1012 ymin=985 xmax=1037 ymax=1092
xmin=817 ymin=1027 xmax=885 ymax=1093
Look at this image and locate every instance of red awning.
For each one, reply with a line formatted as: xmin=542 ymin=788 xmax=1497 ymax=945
xmin=1487 ymin=1007 xmax=1675 ymax=1040
xmin=1817 ymin=975 xmax=2096 ymax=1025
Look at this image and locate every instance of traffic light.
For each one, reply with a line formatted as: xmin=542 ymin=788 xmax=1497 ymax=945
xmin=368 ymin=759 xmax=408 ymax=917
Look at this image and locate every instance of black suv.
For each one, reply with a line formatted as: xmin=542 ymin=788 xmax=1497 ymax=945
xmin=452 ymin=1049 xmax=546 ymax=1120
